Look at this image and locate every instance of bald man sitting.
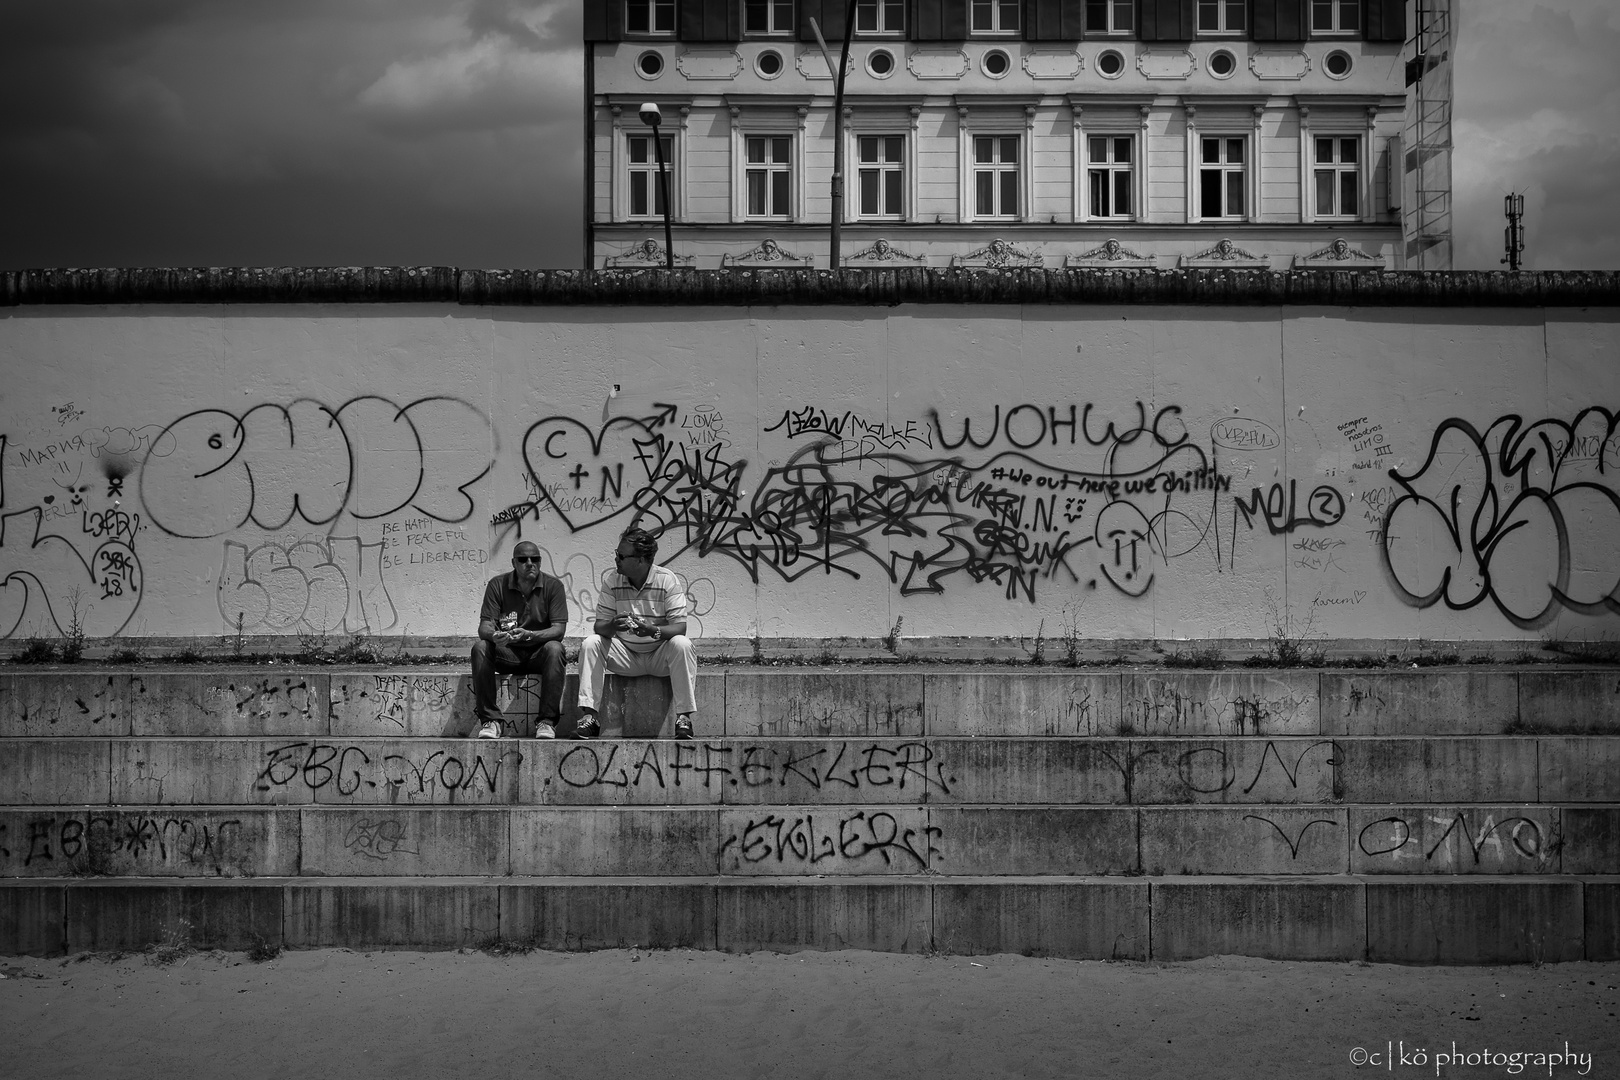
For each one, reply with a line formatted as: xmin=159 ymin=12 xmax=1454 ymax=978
xmin=471 ymin=541 xmax=568 ymax=739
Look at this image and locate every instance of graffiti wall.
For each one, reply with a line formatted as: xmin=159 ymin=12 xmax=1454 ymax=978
xmin=1 ymin=303 xmax=1615 ymax=643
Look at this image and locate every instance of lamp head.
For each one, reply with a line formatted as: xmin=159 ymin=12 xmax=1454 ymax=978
xmin=639 ymin=102 xmax=662 ymax=127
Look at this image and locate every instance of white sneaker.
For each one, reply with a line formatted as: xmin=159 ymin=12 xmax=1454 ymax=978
xmin=476 ymin=719 xmax=503 ymax=739
xmin=534 ymin=721 xmax=557 ymax=740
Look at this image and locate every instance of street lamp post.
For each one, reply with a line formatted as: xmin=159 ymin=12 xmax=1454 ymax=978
xmin=639 ymin=102 xmax=675 ymax=270
xmin=810 ymin=0 xmax=859 ymax=270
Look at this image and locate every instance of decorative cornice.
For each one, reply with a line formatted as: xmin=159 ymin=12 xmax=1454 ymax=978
xmin=604 ymin=238 xmax=695 ymax=269
xmin=721 ymin=238 xmax=811 ymax=267
xmin=950 ymin=237 xmax=1043 ymax=269
xmin=1066 ymin=238 xmax=1155 ymax=267
xmin=846 ymin=238 xmax=926 ymax=265
xmin=1299 ymin=238 xmax=1382 ymax=265
xmin=1187 ymin=238 xmax=1266 ymax=262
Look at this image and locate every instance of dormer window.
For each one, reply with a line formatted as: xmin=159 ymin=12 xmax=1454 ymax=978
xmin=744 ymin=0 xmax=794 ymax=35
xmin=625 ymin=0 xmax=675 ymax=35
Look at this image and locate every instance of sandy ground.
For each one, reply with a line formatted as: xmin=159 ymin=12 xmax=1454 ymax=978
xmin=2 ymin=949 xmax=1618 ymax=1080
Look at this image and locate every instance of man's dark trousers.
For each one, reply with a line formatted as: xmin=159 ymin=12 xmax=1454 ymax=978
xmin=471 ymin=639 xmax=565 ymax=731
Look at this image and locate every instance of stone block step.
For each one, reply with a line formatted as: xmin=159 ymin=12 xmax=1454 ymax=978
xmin=4 ymin=736 xmax=1617 ymax=807
xmin=6 ymin=668 xmax=1620 ymax=740
xmin=3 ymin=804 xmax=1615 ymax=880
xmin=4 ymin=875 xmax=1617 ymax=963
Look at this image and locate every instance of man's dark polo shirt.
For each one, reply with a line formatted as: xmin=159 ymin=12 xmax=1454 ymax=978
xmin=478 ymin=570 xmax=568 ymax=640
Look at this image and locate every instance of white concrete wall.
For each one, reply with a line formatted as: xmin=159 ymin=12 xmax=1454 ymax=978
xmin=3 ymin=303 xmax=1617 ymax=644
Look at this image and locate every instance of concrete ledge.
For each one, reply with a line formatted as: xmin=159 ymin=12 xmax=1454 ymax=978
xmin=65 ymin=880 xmax=284 ymax=953
xmin=718 ymin=806 xmax=936 ymax=876
xmin=1365 ymin=879 xmax=1585 ymax=964
xmin=1140 ymin=807 xmax=1347 ymax=875
xmin=931 ymin=807 xmax=1137 ymax=875
xmin=724 ymin=671 xmax=924 ymax=737
xmin=1151 ymin=878 xmax=1366 ymax=961
xmin=284 ymin=880 xmax=499 ymax=948
xmin=300 ymin=808 xmax=508 ymax=877
xmin=498 ymin=882 xmax=717 ymax=950
xmin=1321 ymin=673 xmax=1519 ymax=736
xmin=1562 ymin=809 xmax=1620 ymax=875
xmin=7 ymin=268 xmax=1619 ymax=308
xmin=0 ymin=741 xmax=109 ymax=805
xmin=1584 ymin=879 xmax=1620 ymax=962
xmin=716 ymin=880 xmax=933 ymax=953
xmin=1538 ymin=739 xmax=1620 ymax=801
xmin=932 ymin=880 xmax=1149 ymax=959
xmin=511 ymin=808 xmax=718 ymax=876
xmin=1122 ymin=672 xmax=1319 ymax=737
xmin=1335 ymin=738 xmax=1539 ymax=803
xmin=0 ymin=883 xmax=63 ymax=955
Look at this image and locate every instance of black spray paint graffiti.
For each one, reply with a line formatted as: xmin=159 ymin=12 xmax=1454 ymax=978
xmin=555 ymin=740 xmax=954 ymax=797
xmin=502 ymin=401 xmax=1343 ymax=604
xmin=253 ymin=742 xmax=520 ymax=801
xmin=1383 ymin=408 xmax=1620 ymax=627
xmin=140 ymin=396 xmax=493 ymax=538
xmin=1357 ymin=811 xmax=1556 ymax=869
xmin=343 ymin=818 xmax=418 ymax=860
xmin=0 ymin=814 xmax=246 ymax=871
xmin=718 ymin=810 xmax=942 ymax=870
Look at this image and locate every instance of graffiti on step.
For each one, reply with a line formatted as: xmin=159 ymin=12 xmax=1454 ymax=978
xmin=553 ymin=739 xmax=954 ymax=797
xmin=342 ymin=817 xmax=418 ymax=861
xmin=354 ymin=674 xmax=459 ymax=731
xmin=718 ymin=809 xmax=942 ymax=871
xmin=252 ymin=742 xmax=521 ymax=802
xmin=1123 ymin=679 xmax=1316 ymax=736
xmin=1356 ymin=809 xmax=1558 ymax=871
xmin=0 ymin=813 xmax=250 ymax=874
xmin=500 ymin=400 xmax=1345 ymax=605
xmin=1383 ymin=408 xmax=1620 ymax=628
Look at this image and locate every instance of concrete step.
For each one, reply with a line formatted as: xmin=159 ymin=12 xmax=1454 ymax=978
xmin=6 ymin=667 xmax=1620 ymax=739
xmin=4 ymin=875 xmax=1617 ymax=963
xmin=3 ymin=804 xmax=1615 ymax=879
xmin=4 ymin=735 xmax=1618 ymax=806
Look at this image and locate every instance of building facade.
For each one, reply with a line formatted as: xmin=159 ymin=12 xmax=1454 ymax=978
xmin=585 ymin=0 xmax=1445 ymax=270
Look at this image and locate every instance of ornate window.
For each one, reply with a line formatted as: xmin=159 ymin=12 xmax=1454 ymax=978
xmin=857 ymin=136 xmax=905 ymax=219
xmin=971 ymin=0 xmax=1020 ymax=34
xmin=744 ymin=0 xmax=794 ymax=35
xmin=1313 ymin=135 xmax=1360 ymax=218
xmin=1088 ymin=136 xmax=1134 ymax=219
xmin=1311 ymin=0 xmax=1359 ymax=33
xmin=1086 ymin=0 xmax=1134 ymax=33
xmin=855 ymin=0 xmax=904 ymax=34
xmin=627 ymin=134 xmax=674 ymax=218
xmin=1198 ymin=0 xmax=1246 ymax=34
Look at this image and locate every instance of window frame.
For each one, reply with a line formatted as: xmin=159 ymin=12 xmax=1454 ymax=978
xmin=743 ymin=133 xmax=795 ymax=219
xmin=625 ymin=132 xmax=677 ymax=220
xmin=1196 ymin=134 xmax=1249 ymax=222
xmin=1197 ymin=0 xmax=1247 ymax=35
xmin=854 ymin=0 xmax=905 ymax=36
xmin=854 ymin=133 xmax=908 ymax=221
xmin=970 ymin=0 xmax=1021 ymax=35
xmin=969 ymin=133 xmax=1022 ymax=220
xmin=1086 ymin=0 xmax=1135 ymax=34
xmin=1310 ymin=134 xmax=1361 ymax=220
xmin=1310 ymin=0 xmax=1360 ymax=35
xmin=1085 ymin=134 xmax=1136 ymax=221
xmin=623 ymin=0 xmax=676 ymax=36
xmin=743 ymin=0 xmax=795 ymax=36
xmin=611 ymin=104 xmax=687 ymax=225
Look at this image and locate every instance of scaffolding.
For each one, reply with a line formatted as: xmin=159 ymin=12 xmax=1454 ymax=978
xmin=1400 ymin=0 xmax=1454 ymax=269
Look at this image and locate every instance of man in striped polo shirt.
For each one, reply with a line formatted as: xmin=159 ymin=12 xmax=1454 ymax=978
xmin=575 ymin=526 xmax=697 ymax=740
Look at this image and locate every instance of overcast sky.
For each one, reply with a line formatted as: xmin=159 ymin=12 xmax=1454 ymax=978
xmin=0 ymin=0 xmax=1614 ymax=271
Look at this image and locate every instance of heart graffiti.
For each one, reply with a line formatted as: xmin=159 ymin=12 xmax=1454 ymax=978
xmin=520 ymin=404 xmax=681 ymax=532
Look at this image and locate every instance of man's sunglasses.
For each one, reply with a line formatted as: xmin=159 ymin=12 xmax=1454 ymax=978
xmin=514 ymin=556 xmax=542 ymax=563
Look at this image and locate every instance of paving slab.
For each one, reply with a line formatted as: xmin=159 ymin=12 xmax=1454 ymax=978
xmin=509 ymin=808 xmax=718 ymax=876
xmin=284 ymin=880 xmax=500 ymax=948
xmin=1151 ymin=879 xmax=1365 ymax=961
xmin=724 ymin=670 xmax=924 ymax=737
xmin=1122 ymin=672 xmax=1319 ymax=737
xmin=718 ymin=806 xmax=935 ymax=875
xmin=716 ymin=880 xmax=932 ymax=953
xmin=928 ymin=807 xmax=1138 ymax=875
xmin=64 ymin=880 xmax=285 ymax=952
xmin=1350 ymin=806 xmax=1562 ymax=875
xmin=1365 ymin=879 xmax=1585 ymax=964
xmin=1538 ymin=738 xmax=1620 ymax=801
xmin=932 ymin=880 xmax=1149 ymax=959
xmin=925 ymin=672 xmax=1121 ymax=736
xmin=0 ymin=739 xmax=109 ymax=805
xmin=1320 ymin=672 xmax=1519 ymax=735
xmin=1335 ymin=738 xmax=1538 ymax=803
xmin=1140 ymin=807 xmax=1347 ymax=875
xmin=0 ymin=672 xmax=136 ymax=736
xmin=0 ymin=808 xmax=298 ymax=878
xmin=498 ymin=881 xmax=718 ymax=950
xmin=299 ymin=808 xmax=508 ymax=877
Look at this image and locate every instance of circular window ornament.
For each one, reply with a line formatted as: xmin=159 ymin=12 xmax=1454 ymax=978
xmin=982 ymin=48 xmax=1011 ymax=78
xmin=866 ymin=48 xmax=896 ymax=78
xmin=756 ymin=49 xmax=784 ymax=78
xmin=636 ymin=51 xmax=664 ymax=79
xmin=1096 ymin=49 xmax=1125 ymax=79
xmin=1324 ymin=49 xmax=1353 ymax=79
xmin=1208 ymin=49 xmax=1237 ymax=79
